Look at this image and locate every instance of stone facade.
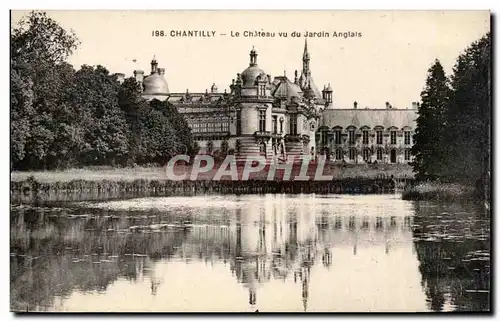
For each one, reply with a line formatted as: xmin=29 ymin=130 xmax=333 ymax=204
xmin=317 ymin=104 xmax=417 ymax=164
xmin=129 ymin=41 xmax=417 ymax=164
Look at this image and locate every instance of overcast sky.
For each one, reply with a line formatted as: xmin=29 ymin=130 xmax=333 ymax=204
xmin=11 ymin=10 xmax=490 ymax=109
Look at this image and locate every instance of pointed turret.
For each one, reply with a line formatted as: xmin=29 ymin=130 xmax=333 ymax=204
xmin=322 ymin=83 xmax=333 ymax=104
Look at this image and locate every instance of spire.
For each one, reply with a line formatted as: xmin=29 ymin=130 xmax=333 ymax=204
xmin=303 ymin=38 xmax=310 ymax=60
xmin=250 ymin=47 xmax=258 ymax=66
xmin=302 ymin=39 xmax=310 ymax=75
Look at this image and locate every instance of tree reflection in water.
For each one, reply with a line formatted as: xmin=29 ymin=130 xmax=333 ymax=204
xmin=412 ymin=202 xmax=490 ymax=312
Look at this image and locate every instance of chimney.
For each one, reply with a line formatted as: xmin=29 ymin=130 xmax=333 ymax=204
xmin=353 ymin=101 xmax=358 ymax=109
xmin=158 ymin=68 xmax=165 ymax=76
xmin=385 ymin=101 xmax=391 ymax=109
xmin=133 ymin=70 xmax=144 ymax=83
xmin=114 ymin=73 xmax=125 ymax=84
xmin=412 ymin=102 xmax=418 ymax=109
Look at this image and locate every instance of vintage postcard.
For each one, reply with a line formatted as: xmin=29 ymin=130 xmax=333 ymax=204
xmin=10 ymin=10 xmax=491 ymax=313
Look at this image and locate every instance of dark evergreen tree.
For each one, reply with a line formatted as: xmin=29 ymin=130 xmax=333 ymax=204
xmin=411 ymin=59 xmax=451 ymax=181
xmin=444 ymin=33 xmax=491 ymax=185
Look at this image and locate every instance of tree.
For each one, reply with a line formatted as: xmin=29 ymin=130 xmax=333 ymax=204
xmin=11 ymin=11 xmax=80 ymax=169
xmin=10 ymin=60 xmax=34 ymax=167
xmin=149 ymin=99 xmax=195 ymax=156
xmin=68 ymin=65 xmax=130 ymax=166
xmin=444 ymin=33 xmax=491 ymax=184
xmin=11 ymin=11 xmax=197 ymax=170
xmin=142 ymin=108 xmax=177 ymax=164
xmin=411 ymin=59 xmax=451 ymax=181
xmin=117 ymin=77 xmax=150 ymax=165
xmin=11 ymin=11 xmax=79 ymax=65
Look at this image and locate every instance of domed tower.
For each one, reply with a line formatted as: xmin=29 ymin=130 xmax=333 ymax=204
xmin=141 ymin=55 xmax=170 ymax=101
xmin=230 ymin=47 xmax=275 ymax=162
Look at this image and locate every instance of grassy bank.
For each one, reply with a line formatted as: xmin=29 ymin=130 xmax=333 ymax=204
xmin=11 ymin=164 xmax=414 ymax=183
xmin=402 ymin=182 xmax=477 ymax=202
xmin=10 ymin=164 xmax=412 ymax=203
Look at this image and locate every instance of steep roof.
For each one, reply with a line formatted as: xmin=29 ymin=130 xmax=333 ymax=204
xmin=272 ymin=76 xmax=303 ymax=101
xmin=320 ymin=109 xmax=417 ymax=130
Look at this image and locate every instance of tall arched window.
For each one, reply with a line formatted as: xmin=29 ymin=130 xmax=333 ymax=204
xmin=376 ymin=148 xmax=383 ymax=161
xmin=349 ymin=148 xmax=357 ymax=161
xmin=335 ymin=148 xmax=343 ymax=161
xmin=363 ymin=148 xmax=371 ymax=162
xmin=404 ymin=149 xmax=411 ymax=161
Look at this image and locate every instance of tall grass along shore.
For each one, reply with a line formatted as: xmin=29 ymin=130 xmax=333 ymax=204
xmin=402 ymin=182 xmax=477 ymax=202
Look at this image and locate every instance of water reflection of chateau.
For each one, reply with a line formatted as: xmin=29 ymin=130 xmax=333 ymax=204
xmin=172 ymin=197 xmax=414 ymax=311
xmin=10 ymin=199 xmax=415 ymax=312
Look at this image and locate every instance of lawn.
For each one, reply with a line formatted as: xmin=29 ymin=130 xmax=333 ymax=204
xmin=11 ymin=163 xmax=414 ymax=183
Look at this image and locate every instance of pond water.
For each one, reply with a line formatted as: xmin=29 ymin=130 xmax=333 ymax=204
xmin=10 ymin=194 xmax=490 ymax=312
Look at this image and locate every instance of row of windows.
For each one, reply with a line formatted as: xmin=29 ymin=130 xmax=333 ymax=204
xmin=258 ymin=112 xmax=291 ymax=134
xmin=205 ymin=141 xmax=229 ymax=154
xmin=330 ymin=130 xmax=412 ymax=145
xmin=191 ymin=121 xmax=230 ymax=133
xmin=334 ymin=148 xmax=412 ymax=161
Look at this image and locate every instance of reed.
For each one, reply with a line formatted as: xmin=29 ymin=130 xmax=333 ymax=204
xmin=402 ymin=182 xmax=476 ymax=201
xmin=11 ymin=176 xmax=402 ymax=203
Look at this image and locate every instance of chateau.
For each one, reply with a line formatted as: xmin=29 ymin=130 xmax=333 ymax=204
xmin=125 ymin=40 xmax=417 ymax=164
